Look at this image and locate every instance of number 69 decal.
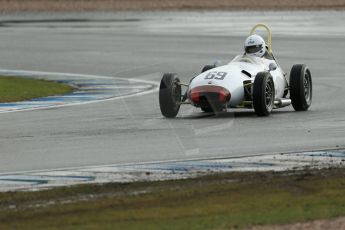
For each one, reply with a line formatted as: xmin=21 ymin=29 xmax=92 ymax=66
xmin=204 ymin=71 xmax=227 ymax=80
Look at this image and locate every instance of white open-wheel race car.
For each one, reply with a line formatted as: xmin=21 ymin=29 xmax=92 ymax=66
xmin=159 ymin=24 xmax=313 ymax=117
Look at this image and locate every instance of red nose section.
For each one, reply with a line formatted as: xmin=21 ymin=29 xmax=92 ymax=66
xmin=189 ymin=85 xmax=231 ymax=105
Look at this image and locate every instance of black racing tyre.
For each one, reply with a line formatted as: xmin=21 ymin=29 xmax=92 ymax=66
xmin=159 ymin=73 xmax=181 ymax=118
xmin=201 ymin=64 xmax=216 ymax=73
xmin=289 ymin=64 xmax=312 ymax=111
xmin=253 ymin=72 xmax=275 ymax=116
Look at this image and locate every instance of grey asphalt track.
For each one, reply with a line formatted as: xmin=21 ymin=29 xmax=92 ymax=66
xmin=0 ymin=11 xmax=344 ymax=173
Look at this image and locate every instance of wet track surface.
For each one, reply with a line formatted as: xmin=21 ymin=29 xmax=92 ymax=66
xmin=0 ymin=11 xmax=344 ymax=173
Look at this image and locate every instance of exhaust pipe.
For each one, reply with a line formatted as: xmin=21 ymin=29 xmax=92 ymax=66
xmin=274 ymin=98 xmax=291 ymax=108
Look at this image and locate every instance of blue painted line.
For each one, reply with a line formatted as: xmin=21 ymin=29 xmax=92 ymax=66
xmin=126 ymin=161 xmax=276 ymax=173
xmin=31 ymin=96 xmax=98 ymax=102
xmin=117 ymin=157 xmax=296 ymax=176
xmin=30 ymin=97 xmax=67 ymax=102
xmin=0 ymin=179 xmax=48 ymax=185
xmin=298 ymin=151 xmax=345 ymax=158
xmin=0 ymin=175 xmax=94 ymax=187
xmin=124 ymin=164 xmax=190 ymax=172
xmin=0 ymin=103 xmax=19 ymax=107
xmin=77 ymin=83 xmax=128 ymax=86
xmin=233 ymin=162 xmax=276 ymax=167
xmin=37 ymin=175 xmax=95 ymax=181
xmin=67 ymin=92 xmax=108 ymax=95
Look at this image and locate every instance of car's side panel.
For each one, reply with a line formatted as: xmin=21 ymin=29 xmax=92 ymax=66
xmin=262 ymin=59 xmax=287 ymax=98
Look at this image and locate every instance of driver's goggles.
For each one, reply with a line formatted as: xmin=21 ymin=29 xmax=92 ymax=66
xmin=245 ymin=45 xmax=262 ymax=54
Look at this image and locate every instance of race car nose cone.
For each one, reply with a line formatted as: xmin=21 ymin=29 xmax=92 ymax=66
xmin=189 ymin=85 xmax=231 ymax=104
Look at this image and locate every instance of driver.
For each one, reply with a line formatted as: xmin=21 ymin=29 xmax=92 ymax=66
xmin=244 ymin=34 xmax=267 ymax=58
xmin=244 ymin=34 xmax=277 ymax=63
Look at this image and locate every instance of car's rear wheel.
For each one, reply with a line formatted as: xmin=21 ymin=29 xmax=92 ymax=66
xmin=253 ymin=72 xmax=275 ymax=116
xmin=159 ymin=73 xmax=181 ymax=118
xmin=289 ymin=64 xmax=312 ymax=111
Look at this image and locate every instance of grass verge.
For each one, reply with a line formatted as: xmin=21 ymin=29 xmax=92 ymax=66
xmin=1 ymin=168 xmax=345 ymax=229
xmin=0 ymin=76 xmax=73 ymax=103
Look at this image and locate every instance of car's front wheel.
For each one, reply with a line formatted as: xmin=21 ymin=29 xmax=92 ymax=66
xmin=159 ymin=73 xmax=181 ymax=118
xmin=289 ymin=64 xmax=312 ymax=111
xmin=253 ymin=72 xmax=275 ymax=116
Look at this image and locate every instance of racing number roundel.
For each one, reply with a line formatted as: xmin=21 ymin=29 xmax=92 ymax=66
xmin=204 ymin=71 xmax=227 ymax=80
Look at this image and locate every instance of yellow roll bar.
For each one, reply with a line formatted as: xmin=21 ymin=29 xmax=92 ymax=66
xmin=250 ymin=24 xmax=272 ymax=54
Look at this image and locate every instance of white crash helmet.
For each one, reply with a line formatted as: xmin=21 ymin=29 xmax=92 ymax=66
xmin=244 ymin=34 xmax=266 ymax=57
